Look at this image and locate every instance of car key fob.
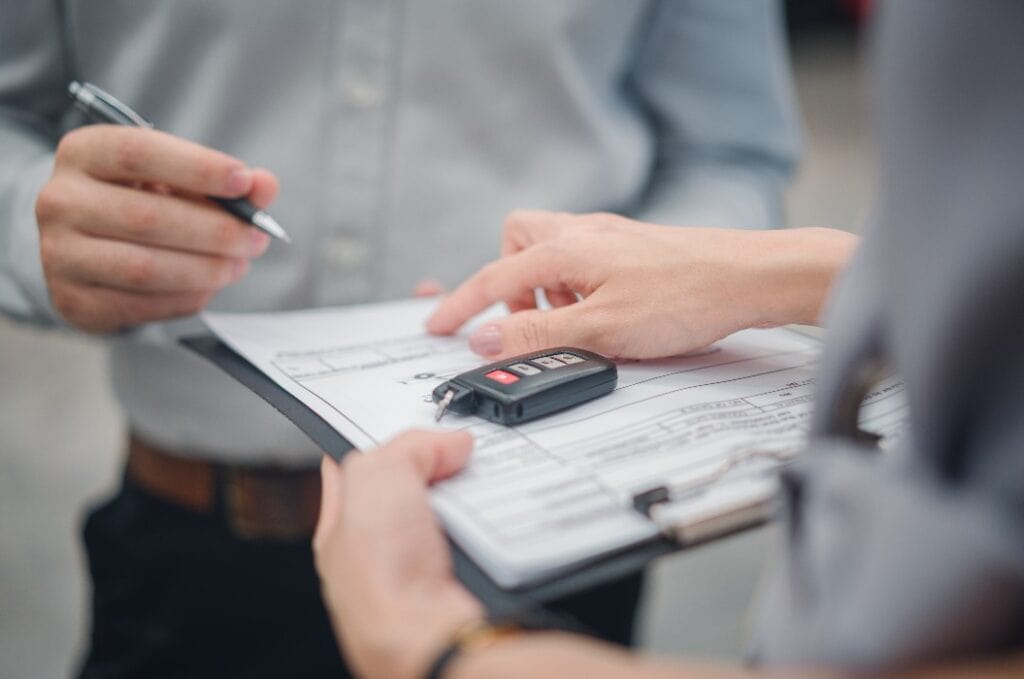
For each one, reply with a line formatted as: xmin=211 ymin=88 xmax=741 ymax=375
xmin=432 ymin=347 xmax=617 ymax=425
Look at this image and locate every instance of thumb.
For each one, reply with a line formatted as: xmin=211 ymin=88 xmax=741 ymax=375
xmin=387 ymin=430 xmax=474 ymax=484
xmin=468 ymin=305 xmax=606 ymax=360
xmin=314 ymin=454 xmax=345 ymax=548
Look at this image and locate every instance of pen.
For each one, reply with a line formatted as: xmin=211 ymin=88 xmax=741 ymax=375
xmin=67 ymin=81 xmax=291 ymax=244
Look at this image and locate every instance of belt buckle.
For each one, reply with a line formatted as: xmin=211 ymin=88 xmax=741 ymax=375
xmin=224 ymin=468 xmax=320 ymax=541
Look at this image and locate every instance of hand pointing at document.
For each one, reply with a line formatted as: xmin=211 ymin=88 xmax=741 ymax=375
xmin=427 ymin=210 xmax=858 ymax=361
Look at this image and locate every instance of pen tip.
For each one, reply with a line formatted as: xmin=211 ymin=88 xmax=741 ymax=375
xmin=253 ymin=212 xmax=292 ymax=244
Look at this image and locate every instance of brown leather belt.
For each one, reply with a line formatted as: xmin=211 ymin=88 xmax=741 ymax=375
xmin=127 ymin=435 xmax=321 ymax=541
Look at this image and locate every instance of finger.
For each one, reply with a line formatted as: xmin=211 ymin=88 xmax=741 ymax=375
xmin=467 ymin=304 xmax=610 ymax=360
xmin=426 ymin=245 xmax=573 ymax=335
xmin=544 ymin=289 xmax=578 ymax=308
xmin=381 ymin=430 xmax=474 ymax=484
xmin=505 ymin=289 xmax=538 ymax=314
xmin=247 ymin=168 xmax=280 ymax=210
xmin=156 ymin=167 xmax=277 ymax=209
xmin=509 ymin=287 xmax=576 ymax=313
xmin=58 ymin=126 xmax=254 ymax=198
xmin=50 ymin=231 xmax=247 ymax=294
xmin=66 ymin=178 xmax=271 ymax=259
xmin=413 ymin=279 xmax=446 ymax=297
xmin=500 ymin=209 xmax=567 ymax=257
xmin=48 ymin=282 xmax=214 ymax=333
xmin=317 ymin=455 xmax=344 ymax=531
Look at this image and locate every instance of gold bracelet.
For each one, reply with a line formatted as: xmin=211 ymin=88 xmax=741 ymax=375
xmin=425 ymin=618 xmax=525 ymax=679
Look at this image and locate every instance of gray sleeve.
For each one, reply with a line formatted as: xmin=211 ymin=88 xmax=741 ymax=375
xmin=748 ymin=437 xmax=1024 ymax=670
xmin=624 ymin=0 xmax=801 ymax=229
xmin=0 ymin=1 xmax=70 ymax=325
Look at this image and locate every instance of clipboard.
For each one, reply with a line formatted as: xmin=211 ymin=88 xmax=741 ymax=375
xmin=181 ymin=334 xmax=775 ymax=614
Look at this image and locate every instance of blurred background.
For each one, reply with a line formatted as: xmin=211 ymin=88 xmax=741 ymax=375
xmin=0 ymin=3 xmax=874 ymax=676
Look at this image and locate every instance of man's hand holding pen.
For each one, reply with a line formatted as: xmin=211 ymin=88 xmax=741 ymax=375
xmin=36 ymin=125 xmax=278 ymax=333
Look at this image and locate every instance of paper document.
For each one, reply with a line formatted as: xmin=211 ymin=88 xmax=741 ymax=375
xmin=204 ymin=299 xmax=907 ymax=587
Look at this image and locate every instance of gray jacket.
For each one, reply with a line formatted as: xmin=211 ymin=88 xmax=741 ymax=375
xmin=751 ymin=0 xmax=1024 ymax=669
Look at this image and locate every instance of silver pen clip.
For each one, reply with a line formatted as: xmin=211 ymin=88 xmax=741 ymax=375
xmin=69 ymin=81 xmax=154 ymax=128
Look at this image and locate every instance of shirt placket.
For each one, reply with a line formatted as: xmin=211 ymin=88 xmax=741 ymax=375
xmin=317 ymin=0 xmax=399 ymax=305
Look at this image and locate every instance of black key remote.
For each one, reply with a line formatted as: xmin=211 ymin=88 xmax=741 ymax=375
xmin=432 ymin=347 xmax=617 ymax=425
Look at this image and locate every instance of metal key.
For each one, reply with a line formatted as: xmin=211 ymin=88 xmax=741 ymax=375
xmin=434 ymin=388 xmax=455 ymax=422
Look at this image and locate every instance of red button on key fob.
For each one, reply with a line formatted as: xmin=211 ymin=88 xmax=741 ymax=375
xmin=484 ymin=369 xmax=519 ymax=385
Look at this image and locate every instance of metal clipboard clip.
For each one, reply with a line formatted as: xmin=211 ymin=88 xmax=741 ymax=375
xmin=631 ymin=447 xmax=802 ymax=545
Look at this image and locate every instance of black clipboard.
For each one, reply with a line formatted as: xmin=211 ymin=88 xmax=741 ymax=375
xmin=182 ymin=334 xmax=752 ymax=614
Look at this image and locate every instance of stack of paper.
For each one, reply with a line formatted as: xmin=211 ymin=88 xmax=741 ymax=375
xmin=204 ymin=299 xmax=907 ymax=588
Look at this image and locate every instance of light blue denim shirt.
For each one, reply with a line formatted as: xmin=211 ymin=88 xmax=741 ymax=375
xmin=0 ymin=1 xmax=799 ymax=463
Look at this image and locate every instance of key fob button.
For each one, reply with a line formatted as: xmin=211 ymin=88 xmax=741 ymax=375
xmin=551 ymin=353 xmax=584 ymax=364
xmin=484 ymin=369 xmax=519 ymax=385
xmin=531 ymin=356 xmax=566 ymax=369
xmin=508 ymin=362 xmax=542 ymax=376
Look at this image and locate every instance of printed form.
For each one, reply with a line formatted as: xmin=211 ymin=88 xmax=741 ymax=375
xmin=204 ymin=299 xmax=907 ymax=588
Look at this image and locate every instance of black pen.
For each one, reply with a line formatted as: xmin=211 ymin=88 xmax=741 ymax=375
xmin=67 ymin=81 xmax=291 ymax=243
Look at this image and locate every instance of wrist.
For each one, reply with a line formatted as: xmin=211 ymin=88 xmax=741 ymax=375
xmin=750 ymin=227 xmax=858 ymax=328
xmin=427 ymin=618 xmax=528 ymax=679
xmin=424 ymin=608 xmax=574 ymax=679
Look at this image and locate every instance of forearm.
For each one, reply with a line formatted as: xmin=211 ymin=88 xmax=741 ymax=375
xmin=449 ymin=631 xmax=1023 ymax=679
xmin=448 ymin=632 xmax=760 ymax=679
xmin=746 ymin=227 xmax=859 ymax=328
xmin=885 ymin=656 xmax=1024 ymax=679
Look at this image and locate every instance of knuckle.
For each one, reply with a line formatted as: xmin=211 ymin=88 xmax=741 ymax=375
xmin=503 ymin=209 xmax=531 ymax=233
xmin=122 ymin=196 xmax=163 ymax=238
xmin=49 ymin=284 xmax=112 ymax=333
xmin=34 ymin=182 xmax=66 ymax=226
xmin=48 ymin=282 xmax=78 ymax=317
xmin=122 ymin=250 xmax=156 ymax=288
xmin=113 ymin=130 xmax=151 ymax=176
xmin=515 ymin=313 xmax=550 ymax=350
xmin=534 ymin=240 xmax=571 ymax=276
xmin=54 ymin=128 xmax=88 ymax=164
xmin=534 ymin=239 xmax=565 ymax=261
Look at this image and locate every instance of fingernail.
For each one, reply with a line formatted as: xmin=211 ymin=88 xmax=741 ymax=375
xmin=469 ymin=324 xmax=503 ymax=357
xmin=248 ymin=228 xmax=270 ymax=256
xmin=226 ymin=168 xmax=252 ymax=195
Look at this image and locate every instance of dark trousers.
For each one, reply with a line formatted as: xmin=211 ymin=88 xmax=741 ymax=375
xmin=78 ymin=475 xmax=643 ymax=679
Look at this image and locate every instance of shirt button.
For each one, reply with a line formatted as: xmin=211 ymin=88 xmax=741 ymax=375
xmin=323 ymin=235 xmax=369 ymax=270
xmin=345 ymin=79 xmax=382 ymax=109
